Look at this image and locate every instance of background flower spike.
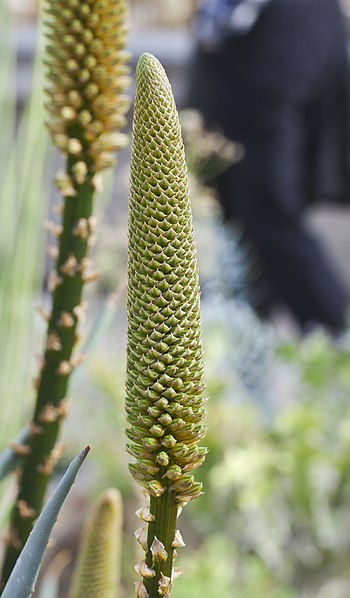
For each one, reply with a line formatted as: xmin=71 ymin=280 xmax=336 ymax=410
xmin=69 ymin=488 xmax=123 ymax=598
xmin=0 ymin=0 xmax=130 ymax=587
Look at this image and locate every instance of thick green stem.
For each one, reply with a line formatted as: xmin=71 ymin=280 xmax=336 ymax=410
xmin=0 ymin=173 xmax=95 ymax=590
xmin=144 ymin=490 xmax=178 ymax=597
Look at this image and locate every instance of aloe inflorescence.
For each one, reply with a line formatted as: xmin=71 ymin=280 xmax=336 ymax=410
xmin=0 ymin=0 xmax=130 ymax=587
xmin=70 ymin=488 xmax=123 ymax=598
xmin=45 ymin=0 xmax=130 ymax=178
xmin=127 ymin=53 xmax=207 ymax=597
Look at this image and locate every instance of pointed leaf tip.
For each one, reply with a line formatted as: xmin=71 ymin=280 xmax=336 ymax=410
xmin=2 ymin=446 xmax=89 ymax=598
xmin=81 ymin=445 xmax=91 ymax=460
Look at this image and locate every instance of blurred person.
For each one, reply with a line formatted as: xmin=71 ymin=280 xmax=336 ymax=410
xmin=188 ymin=0 xmax=350 ymax=333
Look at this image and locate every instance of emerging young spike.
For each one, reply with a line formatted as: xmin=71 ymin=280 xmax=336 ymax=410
xmin=127 ymin=53 xmax=207 ymax=597
xmin=69 ymin=488 xmax=123 ymax=598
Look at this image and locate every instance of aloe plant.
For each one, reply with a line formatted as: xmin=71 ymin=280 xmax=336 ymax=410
xmin=126 ymin=53 xmax=207 ymax=597
xmin=1 ymin=446 xmax=89 ymax=598
xmin=0 ymin=0 xmax=130 ymax=586
xmin=69 ymin=488 xmax=123 ymax=598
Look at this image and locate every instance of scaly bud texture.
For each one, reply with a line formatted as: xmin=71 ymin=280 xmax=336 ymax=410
xmin=69 ymin=489 xmax=123 ymax=598
xmin=127 ymin=53 xmax=207 ymax=598
xmin=0 ymin=0 xmax=130 ymax=588
xmin=45 ymin=0 xmax=130 ymax=175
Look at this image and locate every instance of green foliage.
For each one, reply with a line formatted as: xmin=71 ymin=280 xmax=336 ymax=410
xmin=173 ymin=535 xmax=294 ymax=598
xmin=277 ymin=329 xmax=350 ymax=397
xmin=187 ymin=329 xmax=350 ymax=597
xmin=0 ymin=6 xmax=48 ymax=448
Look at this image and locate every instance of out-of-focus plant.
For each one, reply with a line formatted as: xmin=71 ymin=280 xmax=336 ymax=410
xmin=126 ymin=52 xmax=207 ymax=598
xmin=0 ymin=0 xmax=130 ymax=587
xmin=0 ymin=2 xmax=48 ymax=449
xmin=172 ymin=535 xmax=295 ymax=598
xmin=180 ymin=109 xmax=275 ymax=414
xmin=130 ymin=0 xmax=196 ymax=27
xmin=277 ymin=329 xmax=350 ymax=398
xmin=192 ymin=330 xmax=350 ymax=598
xmin=180 ymin=109 xmax=244 ymax=183
xmin=69 ymin=488 xmax=123 ymax=598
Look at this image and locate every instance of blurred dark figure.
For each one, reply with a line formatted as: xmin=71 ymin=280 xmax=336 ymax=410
xmin=188 ymin=0 xmax=350 ymax=332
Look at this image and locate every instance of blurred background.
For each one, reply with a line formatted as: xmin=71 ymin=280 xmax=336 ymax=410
xmin=2 ymin=1 xmax=350 ymax=596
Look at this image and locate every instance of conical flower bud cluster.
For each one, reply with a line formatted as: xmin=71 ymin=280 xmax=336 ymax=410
xmin=126 ymin=53 xmax=207 ymax=506
xmin=70 ymin=489 xmax=123 ymax=598
xmin=44 ymin=0 xmax=130 ymax=180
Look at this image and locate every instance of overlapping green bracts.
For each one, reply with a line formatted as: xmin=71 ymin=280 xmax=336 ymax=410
xmin=127 ymin=53 xmax=207 ymax=597
xmin=0 ymin=0 xmax=130 ymax=588
xmin=127 ymin=52 xmax=206 ymax=507
xmin=45 ymin=0 xmax=130 ymax=178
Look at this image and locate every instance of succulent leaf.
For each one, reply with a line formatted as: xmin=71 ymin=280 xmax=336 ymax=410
xmin=1 ymin=447 xmax=89 ymax=598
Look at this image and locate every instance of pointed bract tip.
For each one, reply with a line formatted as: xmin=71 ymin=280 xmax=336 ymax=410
xmin=136 ymin=53 xmax=167 ymax=83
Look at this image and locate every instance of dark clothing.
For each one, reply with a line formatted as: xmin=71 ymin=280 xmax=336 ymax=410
xmin=189 ymin=0 xmax=349 ymax=330
xmin=195 ymin=0 xmax=272 ymax=48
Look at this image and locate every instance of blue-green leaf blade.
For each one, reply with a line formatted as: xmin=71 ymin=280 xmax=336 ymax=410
xmin=1 ymin=446 xmax=90 ymax=598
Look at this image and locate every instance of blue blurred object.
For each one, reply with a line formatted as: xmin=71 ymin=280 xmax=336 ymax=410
xmin=195 ymin=0 xmax=272 ymax=50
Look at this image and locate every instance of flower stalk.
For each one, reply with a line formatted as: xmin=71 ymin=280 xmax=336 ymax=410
xmin=127 ymin=53 xmax=207 ymax=598
xmin=0 ymin=0 xmax=129 ymax=587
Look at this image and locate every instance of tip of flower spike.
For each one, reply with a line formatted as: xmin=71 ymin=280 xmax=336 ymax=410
xmin=137 ymin=52 xmax=161 ymax=71
xmin=136 ymin=53 xmax=168 ymax=87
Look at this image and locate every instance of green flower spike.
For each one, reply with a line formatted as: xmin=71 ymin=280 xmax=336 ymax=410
xmin=45 ymin=0 xmax=130 ymax=176
xmin=127 ymin=53 xmax=207 ymax=598
xmin=69 ymin=488 xmax=123 ymax=598
xmin=0 ymin=0 xmax=130 ymax=588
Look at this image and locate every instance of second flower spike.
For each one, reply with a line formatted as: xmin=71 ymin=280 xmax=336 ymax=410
xmin=45 ymin=0 xmax=130 ymax=176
